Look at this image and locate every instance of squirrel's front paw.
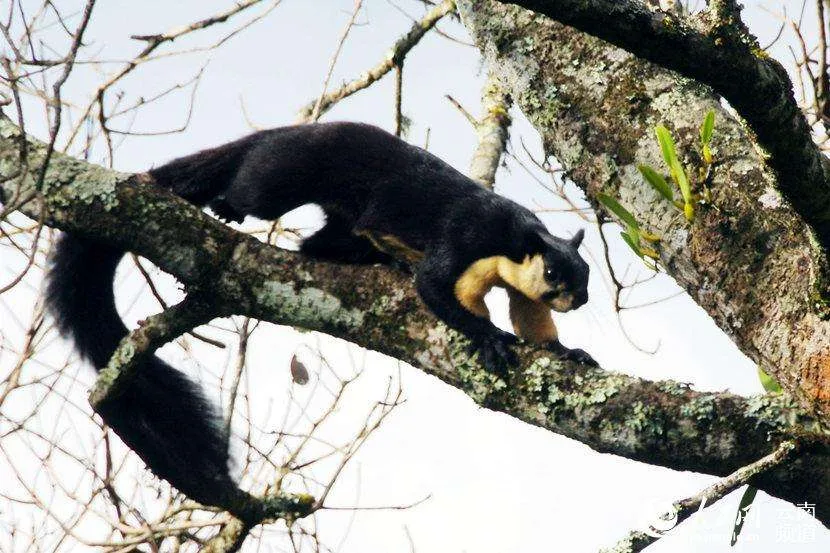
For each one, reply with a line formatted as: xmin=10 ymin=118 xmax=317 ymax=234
xmin=544 ymin=340 xmax=598 ymax=366
xmin=561 ymin=347 xmax=597 ymax=366
xmin=468 ymin=331 xmax=518 ymax=377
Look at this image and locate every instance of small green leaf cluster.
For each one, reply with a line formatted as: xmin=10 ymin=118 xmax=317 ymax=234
xmin=639 ymin=109 xmax=716 ymax=222
xmin=597 ymin=192 xmax=660 ymax=269
xmin=597 ymin=110 xmax=716 ymax=269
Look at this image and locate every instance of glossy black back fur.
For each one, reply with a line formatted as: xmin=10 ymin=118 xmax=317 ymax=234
xmin=148 ymin=121 xmax=588 ymax=362
xmin=149 ymin=122 xmax=559 ymax=268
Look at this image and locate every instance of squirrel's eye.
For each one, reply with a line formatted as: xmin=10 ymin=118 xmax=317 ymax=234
xmin=545 ymin=267 xmax=557 ymax=280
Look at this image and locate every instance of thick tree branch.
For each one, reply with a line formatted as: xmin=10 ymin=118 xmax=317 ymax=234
xmin=494 ymin=0 xmax=830 ymax=252
xmin=457 ymin=0 xmax=830 ymax=424
xmin=1 ymin=115 xmax=828 ymax=525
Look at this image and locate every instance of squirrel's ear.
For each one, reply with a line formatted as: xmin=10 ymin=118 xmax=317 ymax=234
xmin=570 ymin=228 xmax=585 ymax=248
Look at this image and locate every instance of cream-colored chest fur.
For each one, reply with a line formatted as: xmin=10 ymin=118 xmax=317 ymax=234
xmin=454 ymin=254 xmax=550 ymax=309
xmin=453 ymin=255 xmax=557 ymax=342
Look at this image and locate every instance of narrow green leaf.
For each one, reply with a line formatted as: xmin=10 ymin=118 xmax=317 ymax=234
xmin=655 ymin=125 xmax=678 ymax=171
xmin=731 ymin=486 xmax=758 ymax=546
xmin=700 ymin=109 xmax=715 ymax=145
xmin=656 ymin=125 xmax=692 ymax=204
xmin=598 ymin=192 xmax=639 ymax=230
xmin=620 ymin=230 xmax=643 ymax=258
xmin=757 ymin=367 xmax=782 ymax=393
xmin=638 ymin=164 xmax=674 ymax=202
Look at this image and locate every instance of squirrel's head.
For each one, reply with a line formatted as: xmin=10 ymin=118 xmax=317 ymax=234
xmin=530 ymin=228 xmax=589 ymax=312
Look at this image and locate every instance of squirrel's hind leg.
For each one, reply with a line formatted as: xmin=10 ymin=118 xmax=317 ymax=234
xmin=300 ymin=210 xmax=393 ymax=265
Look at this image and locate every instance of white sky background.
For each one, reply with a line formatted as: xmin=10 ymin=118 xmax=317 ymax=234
xmin=1 ymin=0 xmax=828 ymax=551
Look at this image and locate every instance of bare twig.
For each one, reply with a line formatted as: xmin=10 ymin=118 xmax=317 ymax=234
xmin=309 ymin=0 xmax=364 ymax=122
xmin=35 ymin=0 xmax=96 ymax=190
xmin=224 ymin=317 xmax=252 ymax=437
xmin=130 ymin=0 xmax=266 ymax=52
xmin=296 ymin=0 xmax=456 ymax=122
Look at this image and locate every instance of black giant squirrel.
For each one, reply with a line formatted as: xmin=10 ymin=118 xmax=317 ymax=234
xmin=47 ymin=121 xmax=593 ymax=517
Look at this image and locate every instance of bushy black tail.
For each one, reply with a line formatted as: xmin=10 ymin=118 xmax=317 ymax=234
xmin=46 ymin=234 xmax=243 ymax=508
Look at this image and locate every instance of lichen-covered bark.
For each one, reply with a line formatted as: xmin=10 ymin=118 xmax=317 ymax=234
xmin=457 ymin=0 xmax=830 ymax=424
xmin=469 ymin=74 xmax=512 ymax=188
xmin=1 ymin=115 xmax=828 ymax=524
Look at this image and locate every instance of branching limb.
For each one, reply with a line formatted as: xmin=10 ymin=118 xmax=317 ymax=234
xmin=601 ymin=440 xmax=801 ymax=553
xmin=86 ymin=291 xmax=315 ymax=535
xmin=130 ymin=254 xmax=225 ymax=348
xmin=87 ymin=293 xmax=218 ymax=409
xmin=201 ymin=491 xmax=318 ymax=553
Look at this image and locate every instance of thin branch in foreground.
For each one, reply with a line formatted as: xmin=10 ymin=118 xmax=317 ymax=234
xmin=601 ymin=440 xmax=799 ymax=553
